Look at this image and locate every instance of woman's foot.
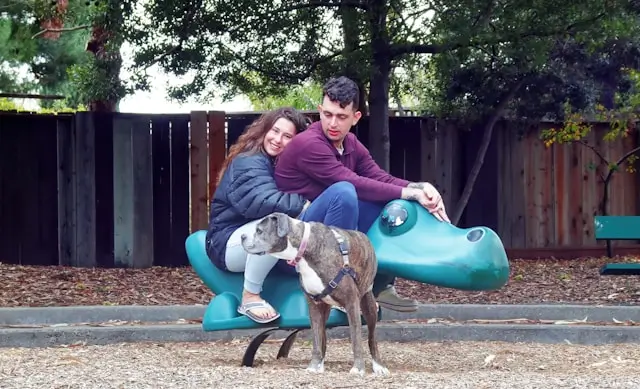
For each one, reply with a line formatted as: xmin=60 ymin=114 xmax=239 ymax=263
xmin=237 ymin=290 xmax=280 ymax=324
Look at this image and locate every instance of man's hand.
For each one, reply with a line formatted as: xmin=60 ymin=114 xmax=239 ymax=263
xmin=401 ymin=185 xmax=451 ymax=223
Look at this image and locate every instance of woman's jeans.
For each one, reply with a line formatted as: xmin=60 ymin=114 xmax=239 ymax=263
xmin=274 ymin=181 xmax=394 ymax=296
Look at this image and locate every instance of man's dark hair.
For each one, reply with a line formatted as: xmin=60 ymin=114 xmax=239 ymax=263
xmin=322 ymin=76 xmax=360 ymax=110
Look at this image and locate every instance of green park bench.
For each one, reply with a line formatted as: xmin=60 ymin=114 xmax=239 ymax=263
xmin=594 ymin=216 xmax=640 ymax=275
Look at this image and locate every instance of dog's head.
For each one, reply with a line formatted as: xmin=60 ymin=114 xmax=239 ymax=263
xmin=241 ymin=212 xmax=293 ymax=256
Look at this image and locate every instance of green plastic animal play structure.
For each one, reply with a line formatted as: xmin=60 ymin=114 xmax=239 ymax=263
xmin=185 ymin=199 xmax=510 ymax=366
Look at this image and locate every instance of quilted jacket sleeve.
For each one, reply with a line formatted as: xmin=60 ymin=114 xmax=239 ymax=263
xmin=226 ymin=154 xmax=306 ymax=219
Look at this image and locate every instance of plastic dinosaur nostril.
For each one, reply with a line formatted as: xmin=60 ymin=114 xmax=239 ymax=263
xmin=466 ymin=228 xmax=484 ymax=242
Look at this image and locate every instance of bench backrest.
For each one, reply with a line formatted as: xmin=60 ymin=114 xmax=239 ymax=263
xmin=594 ymin=216 xmax=640 ymax=240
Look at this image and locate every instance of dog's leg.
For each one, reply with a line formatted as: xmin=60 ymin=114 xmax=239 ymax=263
xmin=361 ymin=291 xmax=390 ymax=376
xmin=344 ymin=298 xmax=366 ymax=376
xmin=306 ymin=300 xmax=331 ymax=373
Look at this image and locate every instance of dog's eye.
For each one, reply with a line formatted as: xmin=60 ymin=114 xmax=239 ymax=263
xmin=255 ymin=227 xmax=262 ymax=234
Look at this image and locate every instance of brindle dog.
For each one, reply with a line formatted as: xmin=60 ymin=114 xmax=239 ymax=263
xmin=241 ymin=212 xmax=389 ymax=376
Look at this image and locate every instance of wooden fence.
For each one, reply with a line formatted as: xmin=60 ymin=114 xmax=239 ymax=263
xmin=0 ymin=111 xmax=638 ymax=267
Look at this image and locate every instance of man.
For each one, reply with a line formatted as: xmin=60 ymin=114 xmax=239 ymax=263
xmin=274 ymin=76 xmax=450 ymax=312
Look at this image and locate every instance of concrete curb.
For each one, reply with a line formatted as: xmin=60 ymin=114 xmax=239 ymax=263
xmin=2 ymin=304 xmax=639 ymax=325
xmin=1 ymin=322 xmax=639 ymax=348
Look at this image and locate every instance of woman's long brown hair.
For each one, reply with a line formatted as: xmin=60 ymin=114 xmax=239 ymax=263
xmin=216 ymin=107 xmax=310 ymax=185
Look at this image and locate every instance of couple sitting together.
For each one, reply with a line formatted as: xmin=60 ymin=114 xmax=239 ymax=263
xmin=205 ymin=76 xmax=451 ymax=324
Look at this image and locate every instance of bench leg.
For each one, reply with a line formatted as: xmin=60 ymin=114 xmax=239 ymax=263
xmin=241 ymin=328 xmax=279 ymax=367
xmin=276 ymin=329 xmax=303 ymax=359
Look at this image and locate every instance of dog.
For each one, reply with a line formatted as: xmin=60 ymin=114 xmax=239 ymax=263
xmin=240 ymin=212 xmax=390 ymax=377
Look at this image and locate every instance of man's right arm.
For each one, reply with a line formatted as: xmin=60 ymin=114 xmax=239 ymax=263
xmin=297 ymin=142 xmax=412 ymax=203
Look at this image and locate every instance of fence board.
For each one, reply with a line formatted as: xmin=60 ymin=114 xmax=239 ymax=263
xmin=57 ymin=116 xmax=76 ymax=266
xmin=113 ymin=115 xmax=134 ymax=267
xmin=170 ymin=116 xmax=191 ymax=267
xmin=208 ymin=111 xmax=226 ymax=203
xmin=401 ymin=119 xmax=422 ymax=182
xmin=113 ymin=115 xmax=154 ymax=268
xmin=93 ymin=113 xmax=115 ymax=267
xmin=73 ymin=112 xmax=98 ymax=267
xmin=0 ymin=115 xmax=21 ymax=264
xmin=131 ymin=115 xmax=154 ymax=268
xmin=151 ymin=116 xmax=172 ymax=267
xmin=29 ymin=115 xmax=59 ymax=265
xmin=189 ymin=111 xmax=209 ymax=232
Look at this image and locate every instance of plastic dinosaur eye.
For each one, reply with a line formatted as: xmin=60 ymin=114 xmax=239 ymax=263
xmin=379 ymin=201 xmax=416 ymax=236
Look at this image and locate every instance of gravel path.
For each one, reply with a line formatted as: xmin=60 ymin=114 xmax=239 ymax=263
xmin=1 ymin=339 xmax=639 ymax=388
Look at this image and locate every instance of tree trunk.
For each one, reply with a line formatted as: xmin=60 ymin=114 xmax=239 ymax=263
xmin=451 ymin=79 xmax=525 ymax=225
xmin=85 ymin=1 xmax=123 ymax=112
xmin=339 ymin=4 xmax=368 ymax=114
xmin=366 ymin=0 xmax=391 ymax=171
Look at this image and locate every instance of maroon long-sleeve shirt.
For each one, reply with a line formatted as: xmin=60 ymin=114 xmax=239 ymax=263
xmin=274 ymin=121 xmax=410 ymax=203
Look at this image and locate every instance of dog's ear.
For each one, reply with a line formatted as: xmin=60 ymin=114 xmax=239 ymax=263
xmin=272 ymin=213 xmax=290 ymax=238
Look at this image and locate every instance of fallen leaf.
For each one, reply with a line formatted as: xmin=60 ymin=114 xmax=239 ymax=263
xmin=483 ymin=354 xmax=496 ymax=367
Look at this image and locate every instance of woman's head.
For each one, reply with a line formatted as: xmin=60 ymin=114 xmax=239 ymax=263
xmin=217 ymin=107 xmax=309 ymax=184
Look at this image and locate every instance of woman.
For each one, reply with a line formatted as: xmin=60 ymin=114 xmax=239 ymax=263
xmin=205 ymin=107 xmax=310 ymax=324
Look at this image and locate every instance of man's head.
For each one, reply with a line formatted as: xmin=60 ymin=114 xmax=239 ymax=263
xmin=318 ymin=76 xmax=362 ymax=147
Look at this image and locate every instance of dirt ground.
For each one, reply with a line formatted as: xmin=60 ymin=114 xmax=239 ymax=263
xmin=1 ymin=256 xmax=639 ymax=307
xmin=0 ymin=339 xmax=639 ymax=388
xmin=1 ymin=257 xmax=639 ymax=388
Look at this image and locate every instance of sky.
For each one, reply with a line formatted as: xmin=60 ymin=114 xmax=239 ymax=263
xmin=117 ymin=43 xmax=253 ymax=114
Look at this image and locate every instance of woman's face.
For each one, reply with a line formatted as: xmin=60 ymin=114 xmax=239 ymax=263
xmin=263 ymin=117 xmax=297 ymax=157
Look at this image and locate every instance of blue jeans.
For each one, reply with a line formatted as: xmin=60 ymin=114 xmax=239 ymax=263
xmin=275 ymin=181 xmax=394 ymax=295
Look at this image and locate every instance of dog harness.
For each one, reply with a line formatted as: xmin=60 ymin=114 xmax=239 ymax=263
xmin=307 ymin=229 xmax=358 ymax=302
xmin=289 ymin=223 xmax=358 ymax=302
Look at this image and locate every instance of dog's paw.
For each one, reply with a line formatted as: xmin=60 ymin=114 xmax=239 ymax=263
xmin=306 ymin=359 xmax=325 ymax=373
xmin=349 ymin=366 xmax=365 ymax=377
xmin=372 ymin=360 xmax=390 ymax=377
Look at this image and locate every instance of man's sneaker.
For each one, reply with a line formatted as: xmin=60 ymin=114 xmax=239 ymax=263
xmin=376 ymin=285 xmax=418 ymax=312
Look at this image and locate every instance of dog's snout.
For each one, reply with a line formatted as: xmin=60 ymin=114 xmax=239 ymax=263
xmin=241 ymin=233 xmax=247 ymax=241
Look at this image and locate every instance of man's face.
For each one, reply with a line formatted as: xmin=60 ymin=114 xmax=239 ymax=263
xmin=318 ymin=96 xmax=362 ymax=146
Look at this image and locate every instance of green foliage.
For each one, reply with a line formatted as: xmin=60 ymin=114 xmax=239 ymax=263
xmin=425 ymin=0 xmax=640 ymax=124
xmin=541 ymin=68 xmax=640 ymax=175
xmin=0 ymin=0 xmax=91 ymax=105
xmin=0 ymin=0 xmax=130 ymax=110
xmin=0 ymin=97 xmax=85 ymax=113
xmin=123 ymin=1 xmax=435 ymax=104
xmin=246 ymin=80 xmax=322 ymax=110
xmin=0 ymin=97 xmax=20 ymax=111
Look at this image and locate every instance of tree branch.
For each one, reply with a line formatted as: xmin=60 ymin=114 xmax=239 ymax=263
xmin=389 ymin=12 xmax=607 ymax=58
xmin=32 ymin=24 xmax=91 ymax=39
xmin=222 ymin=42 xmax=366 ymax=82
xmin=472 ymin=0 xmax=495 ymax=29
xmin=451 ymin=76 xmax=526 ymax=225
xmin=577 ymin=140 xmax=609 ymax=167
xmin=273 ymin=0 xmax=368 ymax=13
xmin=136 ymin=1 xmax=202 ymax=71
xmin=615 ymin=146 xmax=640 ymax=168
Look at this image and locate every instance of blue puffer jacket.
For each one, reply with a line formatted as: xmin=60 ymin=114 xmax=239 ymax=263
xmin=205 ymin=150 xmax=306 ymax=270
